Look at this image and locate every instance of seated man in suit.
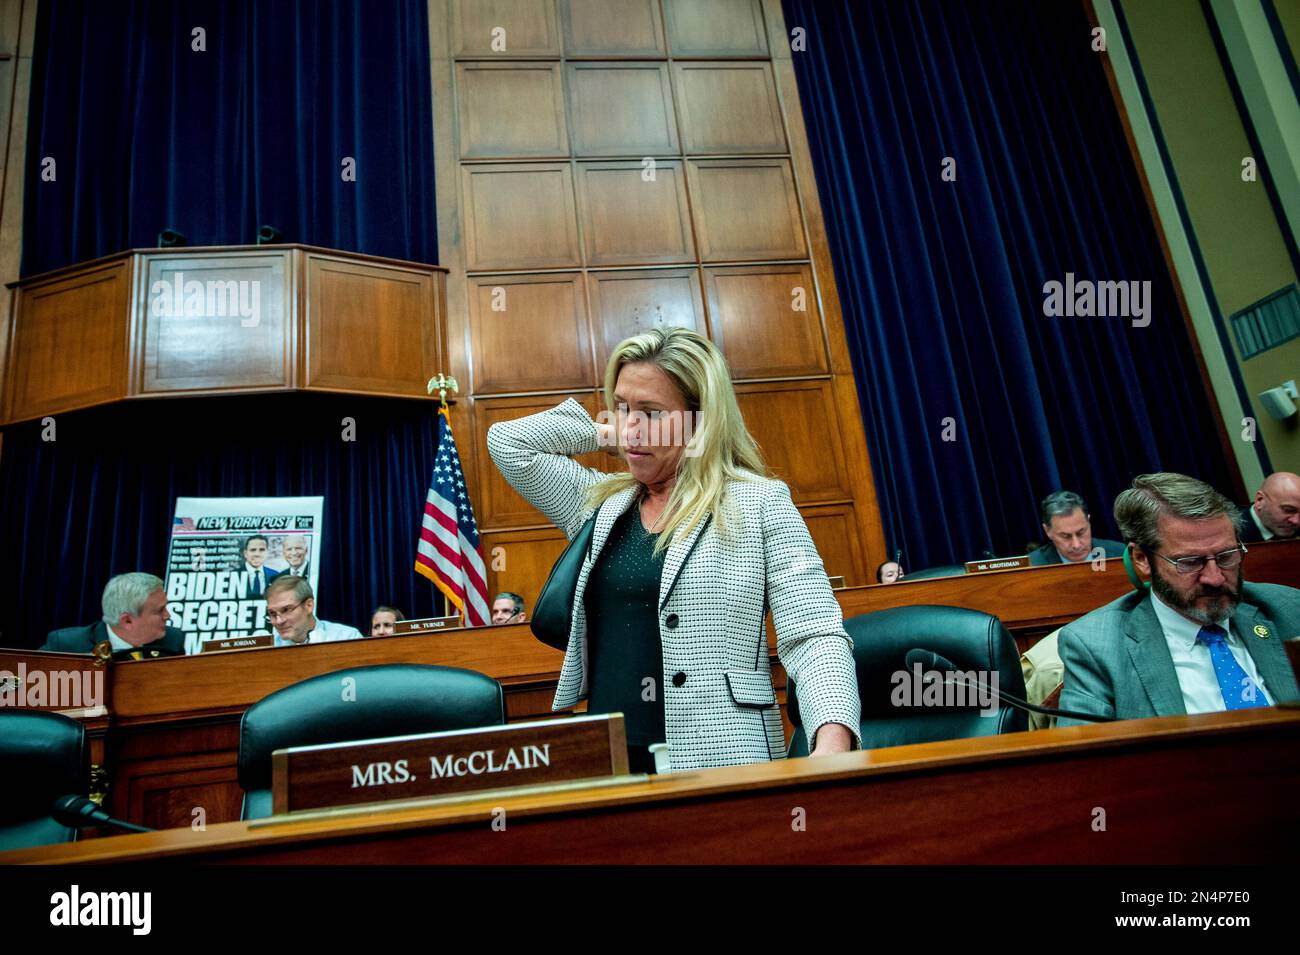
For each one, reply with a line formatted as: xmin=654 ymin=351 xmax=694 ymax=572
xmin=266 ymin=574 xmax=363 ymax=646
xmin=1029 ymin=490 xmax=1125 ymax=566
xmin=1238 ymin=471 xmax=1300 ymax=543
xmin=1058 ymin=472 xmax=1300 ymax=725
xmin=490 ymin=592 xmax=526 ymax=626
xmin=235 ymin=534 xmax=280 ymax=597
xmin=41 ymin=572 xmax=185 ymax=660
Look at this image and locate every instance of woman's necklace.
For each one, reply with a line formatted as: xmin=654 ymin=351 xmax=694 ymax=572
xmin=638 ymin=496 xmax=665 ymax=534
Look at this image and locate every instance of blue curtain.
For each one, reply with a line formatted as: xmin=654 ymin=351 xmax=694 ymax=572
xmin=22 ymin=0 xmax=436 ymax=276
xmin=3 ymin=1 xmax=445 ymax=646
xmin=0 ymin=394 xmax=446 ymax=647
xmin=783 ymin=0 xmax=1239 ymax=570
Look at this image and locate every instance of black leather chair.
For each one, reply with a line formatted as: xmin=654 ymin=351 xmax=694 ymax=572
xmin=901 ymin=565 xmax=968 ymax=580
xmin=0 ymin=711 xmax=90 ymax=850
xmin=237 ymin=664 xmax=506 ymax=819
xmin=787 ymin=605 xmax=1027 ymax=756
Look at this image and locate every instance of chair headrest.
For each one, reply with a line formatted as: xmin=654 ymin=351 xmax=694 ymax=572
xmin=790 ymin=605 xmax=1026 ymax=725
xmin=0 ymin=711 xmax=88 ymax=819
xmin=238 ymin=664 xmax=505 ymax=790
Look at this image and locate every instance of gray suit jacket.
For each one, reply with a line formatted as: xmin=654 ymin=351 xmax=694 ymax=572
xmin=1029 ymin=538 xmax=1125 ymax=566
xmin=1058 ymin=582 xmax=1300 ymax=725
xmin=487 ymin=398 xmax=861 ymax=770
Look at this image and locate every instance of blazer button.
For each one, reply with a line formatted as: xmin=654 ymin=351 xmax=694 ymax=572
xmin=672 ymin=671 xmax=687 ymax=687
xmin=665 ymin=613 xmax=679 ymax=629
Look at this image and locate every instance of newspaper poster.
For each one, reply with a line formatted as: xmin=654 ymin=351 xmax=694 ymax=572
xmin=165 ymin=496 xmax=324 ymax=654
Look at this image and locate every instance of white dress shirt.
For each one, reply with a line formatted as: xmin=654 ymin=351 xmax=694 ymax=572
xmin=245 ymin=562 xmax=270 ymax=592
xmin=1150 ymin=591 xmax=1274 ymax=713
xmin=105 ymin=623 xmax=135 ymax=654
xmin=274 ymin=618 xmax=364 ymax=647
xmin=1249 ymin=506 xmax=1274 ymax=541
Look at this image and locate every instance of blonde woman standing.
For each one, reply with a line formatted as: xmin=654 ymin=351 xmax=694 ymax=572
xmin=487 ymin=327 xmax=860 ymax=772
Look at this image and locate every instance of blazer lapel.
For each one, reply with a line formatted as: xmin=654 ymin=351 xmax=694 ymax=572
xmin=1125 ymin=598 xmax=1186 ymax=717
xmin=659 ymin=513 xmax=713 ymax=613
xmin=588 ymin=487 xmax=639 ymax=566
xmin=1232 ymin=603 xmax=1300 ymax=701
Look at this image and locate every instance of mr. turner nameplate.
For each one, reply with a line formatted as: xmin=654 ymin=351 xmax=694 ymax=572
xmin=271 ymin=713 xmax=629 ymax=814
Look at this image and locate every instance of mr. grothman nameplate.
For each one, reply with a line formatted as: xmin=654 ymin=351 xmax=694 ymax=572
xmin=271 ymin=713 xmax=629 ymax=814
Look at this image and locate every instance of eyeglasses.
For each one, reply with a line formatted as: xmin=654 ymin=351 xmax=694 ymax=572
xmin=1152 ymin=545 xmax=1247 ymax=575
xmin=265 ymin=599 xmax=306 ymax=623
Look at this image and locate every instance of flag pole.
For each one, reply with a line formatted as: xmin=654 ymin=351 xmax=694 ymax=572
xmin=423 ymin=372 xmax=468 ymax=626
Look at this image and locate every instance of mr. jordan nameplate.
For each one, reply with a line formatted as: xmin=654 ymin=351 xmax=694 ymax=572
xmin=271 ymin=713 xmax=630 ymax=814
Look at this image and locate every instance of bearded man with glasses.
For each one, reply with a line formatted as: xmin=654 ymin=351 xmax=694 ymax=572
xmin=1057 ymin=472 xmax=1300 ymax=725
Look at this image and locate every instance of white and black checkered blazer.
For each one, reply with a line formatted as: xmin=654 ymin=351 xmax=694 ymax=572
xmin=487 ymin=398 xmax=861 ymax=770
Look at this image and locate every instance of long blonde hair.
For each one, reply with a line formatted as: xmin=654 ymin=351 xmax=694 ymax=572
xmin=582 ymin=327 xmax=768 ymax=555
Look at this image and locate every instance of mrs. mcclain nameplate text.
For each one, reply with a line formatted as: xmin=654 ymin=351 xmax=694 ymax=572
xmin=270 ymin=713 xmax=630 ymax=813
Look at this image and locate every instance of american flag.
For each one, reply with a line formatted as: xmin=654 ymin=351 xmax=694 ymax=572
xmin=173 ymin=516 xmax=195 ymax=532
xmin=415 ymin=405 xmax=490 ymax=626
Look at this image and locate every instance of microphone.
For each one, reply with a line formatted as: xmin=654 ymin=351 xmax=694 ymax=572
xmin=52 ymin=795 xmax=154 ymax=835
xmin=903 ymin=648 xmax=1113 ymax=723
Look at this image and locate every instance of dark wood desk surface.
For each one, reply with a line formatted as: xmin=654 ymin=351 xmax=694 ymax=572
xmin=4 ymin=708 xmax=1296 ymax=865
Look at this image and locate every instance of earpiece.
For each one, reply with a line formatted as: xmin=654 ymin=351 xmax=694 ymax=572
xmin=1122 ymin=543 xmax=1150 ymax=591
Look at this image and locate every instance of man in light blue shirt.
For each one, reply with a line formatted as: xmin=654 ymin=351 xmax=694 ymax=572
xmin=1058 ymin=472 xmax=1300 ymax=724
xmin=265 ymin=575 xmax=363 ymax=647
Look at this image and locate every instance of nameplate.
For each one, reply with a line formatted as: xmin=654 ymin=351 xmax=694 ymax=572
xmin=199 ymin=635 xmax=276 ymax=653
xmin=271 ymin=713 xmax=630 ymax=814
xmin=963 ymin=556 xmax=1031 ymax=574
xmin=392 ymin=616 xmax=462 ymax=635
xmin=827 ymin=575 xmax=846 ymax=590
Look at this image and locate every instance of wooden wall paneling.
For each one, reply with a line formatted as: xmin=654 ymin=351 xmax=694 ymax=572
xmin=134 ymin=250 xmax=292 ymax=396
xmin=575 ymin=160 xmax=695 ymax=266
xmin=672 ymin=61 xmax=787 ymax=154
xmin=304 ymin=254 xmax=441 ymax=397
xmin=453 ymin=0 xmax=560 ymax=57
xmin=468 ymin=272 xmax=593 ymax=393
xmin=587 ymin=267 xmax=706 ymax=372
xmin=473 ymin=391 xmax=606 ymax=529
xmin=457 ymin=61 xmax=570 ymax=158
xmin=735 ymin=379 xmax=852 ymax=504
xmin=560 ymin=0 xmax=666 ymax=57
xmin=480 ymin=525 xmax=572 ymax=613
xmin=704 ymin=263 xmax=828 ymax=378
xmin=429 ymin=1 xmax=481 ymax=522
xmin=663 ymin=0 xmax=768 ymax=57
xmin=461 ymin=163 xmax=583 ymax=271
xmin=800 ymin=502 xmax=867 ymax=586
xmin=686 ymin=159 xmax=806 ymax=261
xmin=3 ymin=257 xmax=130 ymax=422
xmin=567 ymin=62 xmax=678 ymax=156
xmin=761 ymin=0 xmax=886 ymax=563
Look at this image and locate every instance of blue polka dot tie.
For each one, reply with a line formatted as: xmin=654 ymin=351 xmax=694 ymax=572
xmin=1196 ymin=625 xmax=1268 ymax=710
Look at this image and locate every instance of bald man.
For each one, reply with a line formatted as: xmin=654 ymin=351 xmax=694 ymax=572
xmin=1239 ymin=472 xmax=1300 ymax=543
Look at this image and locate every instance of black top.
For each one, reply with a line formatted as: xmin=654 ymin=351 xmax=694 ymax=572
xmin=584 ymin=501 xmax=666 ymax=773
